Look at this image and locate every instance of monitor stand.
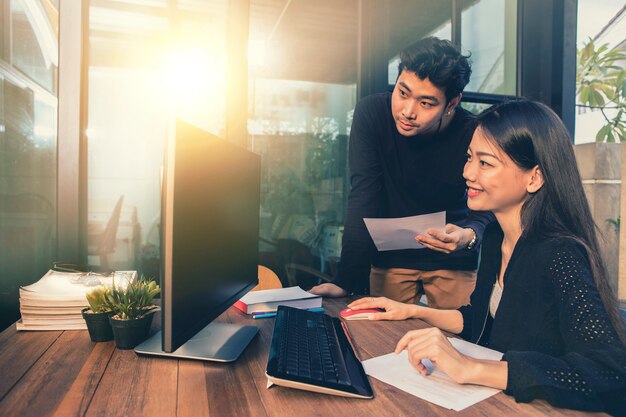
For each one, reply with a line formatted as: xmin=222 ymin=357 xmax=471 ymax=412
xmin=134 ymin=322 xmax=259 ymax=362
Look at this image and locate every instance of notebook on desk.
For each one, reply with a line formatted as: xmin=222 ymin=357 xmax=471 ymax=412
xmin=265 ymin=306 xmax=374 ymax=399
xmin=234 ymin=286 xmax=322 ymax=314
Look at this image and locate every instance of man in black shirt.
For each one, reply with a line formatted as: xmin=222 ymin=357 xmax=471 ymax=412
xmin=310 ymin=37 xmax=493 ymax=309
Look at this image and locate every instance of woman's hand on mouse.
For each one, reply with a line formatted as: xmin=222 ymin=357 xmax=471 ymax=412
xmin=348 ymin=297 xmax=419 ymax=321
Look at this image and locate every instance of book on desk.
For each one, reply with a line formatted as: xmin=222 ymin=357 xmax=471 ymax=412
xmin=234 ymin=286 xmax=322 ymax=315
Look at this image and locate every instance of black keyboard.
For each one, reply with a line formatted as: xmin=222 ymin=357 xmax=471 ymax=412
xmin=266 ymin=306 xmax=374 ymax=399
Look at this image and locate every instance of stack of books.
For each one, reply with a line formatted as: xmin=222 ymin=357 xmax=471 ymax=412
xmin=16 ymin=270 xmax=135 ymax=331
xmin=234 ymin=286 xmax=322 ymax=319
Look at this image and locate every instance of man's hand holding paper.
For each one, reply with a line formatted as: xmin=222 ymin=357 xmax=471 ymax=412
xmin=363 ymin=211 xmax=446 ymax=251
xmin=415 ymin=223 xmax=475 ymax=254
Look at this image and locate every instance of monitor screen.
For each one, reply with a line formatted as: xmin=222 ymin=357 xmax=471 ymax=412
xmin=135 ymin=120 xmax=260 ymax=361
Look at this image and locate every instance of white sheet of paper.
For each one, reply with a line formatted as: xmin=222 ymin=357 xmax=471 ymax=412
xmin=362 ymin=337 xmax=503 ymax=411
xmin=238 ymin=286 xmax=319 ymax=304
xmin=363 ymin=211 xmax=446 ymax=251
xmin=20 ymin=270 xmax=134 ymax=300
xmin=20 ymin=270 xmax=114 ymax=299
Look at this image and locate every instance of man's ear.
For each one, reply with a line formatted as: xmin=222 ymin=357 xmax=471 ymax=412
xmin=527 ymin=166 xmax=544 ymax=193
xmin=447 ymin=94 xmax=462 ymax=112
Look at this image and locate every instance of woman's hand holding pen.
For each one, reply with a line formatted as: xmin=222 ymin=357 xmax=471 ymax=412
xmin=395 ymin=327 xmax=474 ymax=384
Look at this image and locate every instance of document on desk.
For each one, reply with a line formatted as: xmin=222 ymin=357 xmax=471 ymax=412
xmin=362 ymin=337 xmax=503 ymax=411
xmin=363 ymin=211 xmax=446 ymax=251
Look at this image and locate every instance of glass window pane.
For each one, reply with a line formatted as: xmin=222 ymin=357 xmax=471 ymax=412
xmin=87 ymin=0 xmax=228 ymax=276
xmin=249 ymin=1 xmax=357 ymax=284
xmin=388 ymin=0 xmax=452 ymax=84
xmin=10 ymin=0 xmax=58 ymax=93
xmin=0 ymin=75 xmax=58 ymax=330
xmin=461 ymin=0 xmax=517 ymax=95
xmin=460 ymin=101 xmax=492 ymax=114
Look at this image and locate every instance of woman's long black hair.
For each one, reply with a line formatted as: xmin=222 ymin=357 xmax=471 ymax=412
xmin=476 ymin=100 xmax=626 ymax=345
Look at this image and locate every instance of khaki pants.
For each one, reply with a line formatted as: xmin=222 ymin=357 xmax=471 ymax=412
xmin=369 ymin=266 xmax=476 ymax=309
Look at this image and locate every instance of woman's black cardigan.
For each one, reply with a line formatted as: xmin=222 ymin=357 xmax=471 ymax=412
xmin=458 ymin=223 xmax=626 ymax=415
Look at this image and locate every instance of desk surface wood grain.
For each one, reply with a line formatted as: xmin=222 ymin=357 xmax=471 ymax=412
xmin=0 ymin=298 xmax=605 ymax=417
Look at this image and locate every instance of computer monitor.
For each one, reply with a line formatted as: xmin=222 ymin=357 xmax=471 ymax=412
xmin=135 ymin=120 xmax=261 ymax=362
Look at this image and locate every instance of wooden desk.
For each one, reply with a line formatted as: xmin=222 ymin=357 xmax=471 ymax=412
xmin=0 ymin=299 xmax=601 ymax=417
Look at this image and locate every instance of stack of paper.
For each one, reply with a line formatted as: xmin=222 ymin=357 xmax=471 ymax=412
xmin=16 ymin=270 xmax=135 ymax=331
xmin=234 ymin=286 xmax=322 ymax=315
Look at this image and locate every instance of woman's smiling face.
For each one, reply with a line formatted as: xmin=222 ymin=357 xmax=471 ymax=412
xmin=463 ymin=128 xmax=538 ymax=215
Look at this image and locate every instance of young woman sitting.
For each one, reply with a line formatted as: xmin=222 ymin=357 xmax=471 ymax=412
xmin=349 ymin=100 xmax=626 ymax=415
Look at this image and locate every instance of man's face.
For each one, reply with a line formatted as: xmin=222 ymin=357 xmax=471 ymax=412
xmin=391 ymin=70 xmax=449 ymax=137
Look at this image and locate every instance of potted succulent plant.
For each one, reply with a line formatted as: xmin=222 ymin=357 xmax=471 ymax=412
xmin=82 ymin=286 xmax=115 ymax=342
xmin=105 ymin=278 xmax=160 ymax=350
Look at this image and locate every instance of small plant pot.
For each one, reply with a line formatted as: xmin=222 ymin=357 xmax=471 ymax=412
xmin=82 ymin=308 xmax=114 ymax=342
xmin=109 ymin=313 xmax=154 ymax=350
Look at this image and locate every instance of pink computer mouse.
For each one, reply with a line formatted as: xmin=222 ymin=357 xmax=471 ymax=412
xmin=340 ymin=308 xmax=384 ymax=320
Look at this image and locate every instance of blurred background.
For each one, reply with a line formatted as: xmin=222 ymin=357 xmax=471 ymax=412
xmin=1 ymin=0 xmax=624 ymax=331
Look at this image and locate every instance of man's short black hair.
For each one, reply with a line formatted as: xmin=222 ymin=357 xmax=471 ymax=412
xmin=398 ymin=37 xmax=472 ymax=102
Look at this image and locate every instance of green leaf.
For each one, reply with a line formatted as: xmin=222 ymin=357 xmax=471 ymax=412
xmin=579 ymin=86 xmax=590 ymax=104
xmin=591 ymin=89 xmax=605 ymax=106
xmin=104 ymin=278 xmax=160 ymax=319
xmin=596 ymin=125 xmax=609 ymax=142
xmin=597 ymin=84 xmax=616 ymax=99
xmin=588 ymin=89 xmax=597 ymax=106
xmin=581 ymin=42 xmax=594 ymax=63
xmin=607 ymin=129 xmax=616 ymax=143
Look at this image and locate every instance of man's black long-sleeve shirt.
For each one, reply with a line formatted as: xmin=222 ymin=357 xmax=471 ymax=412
xmin=334 ymin=92 xmax=494 ymax=294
